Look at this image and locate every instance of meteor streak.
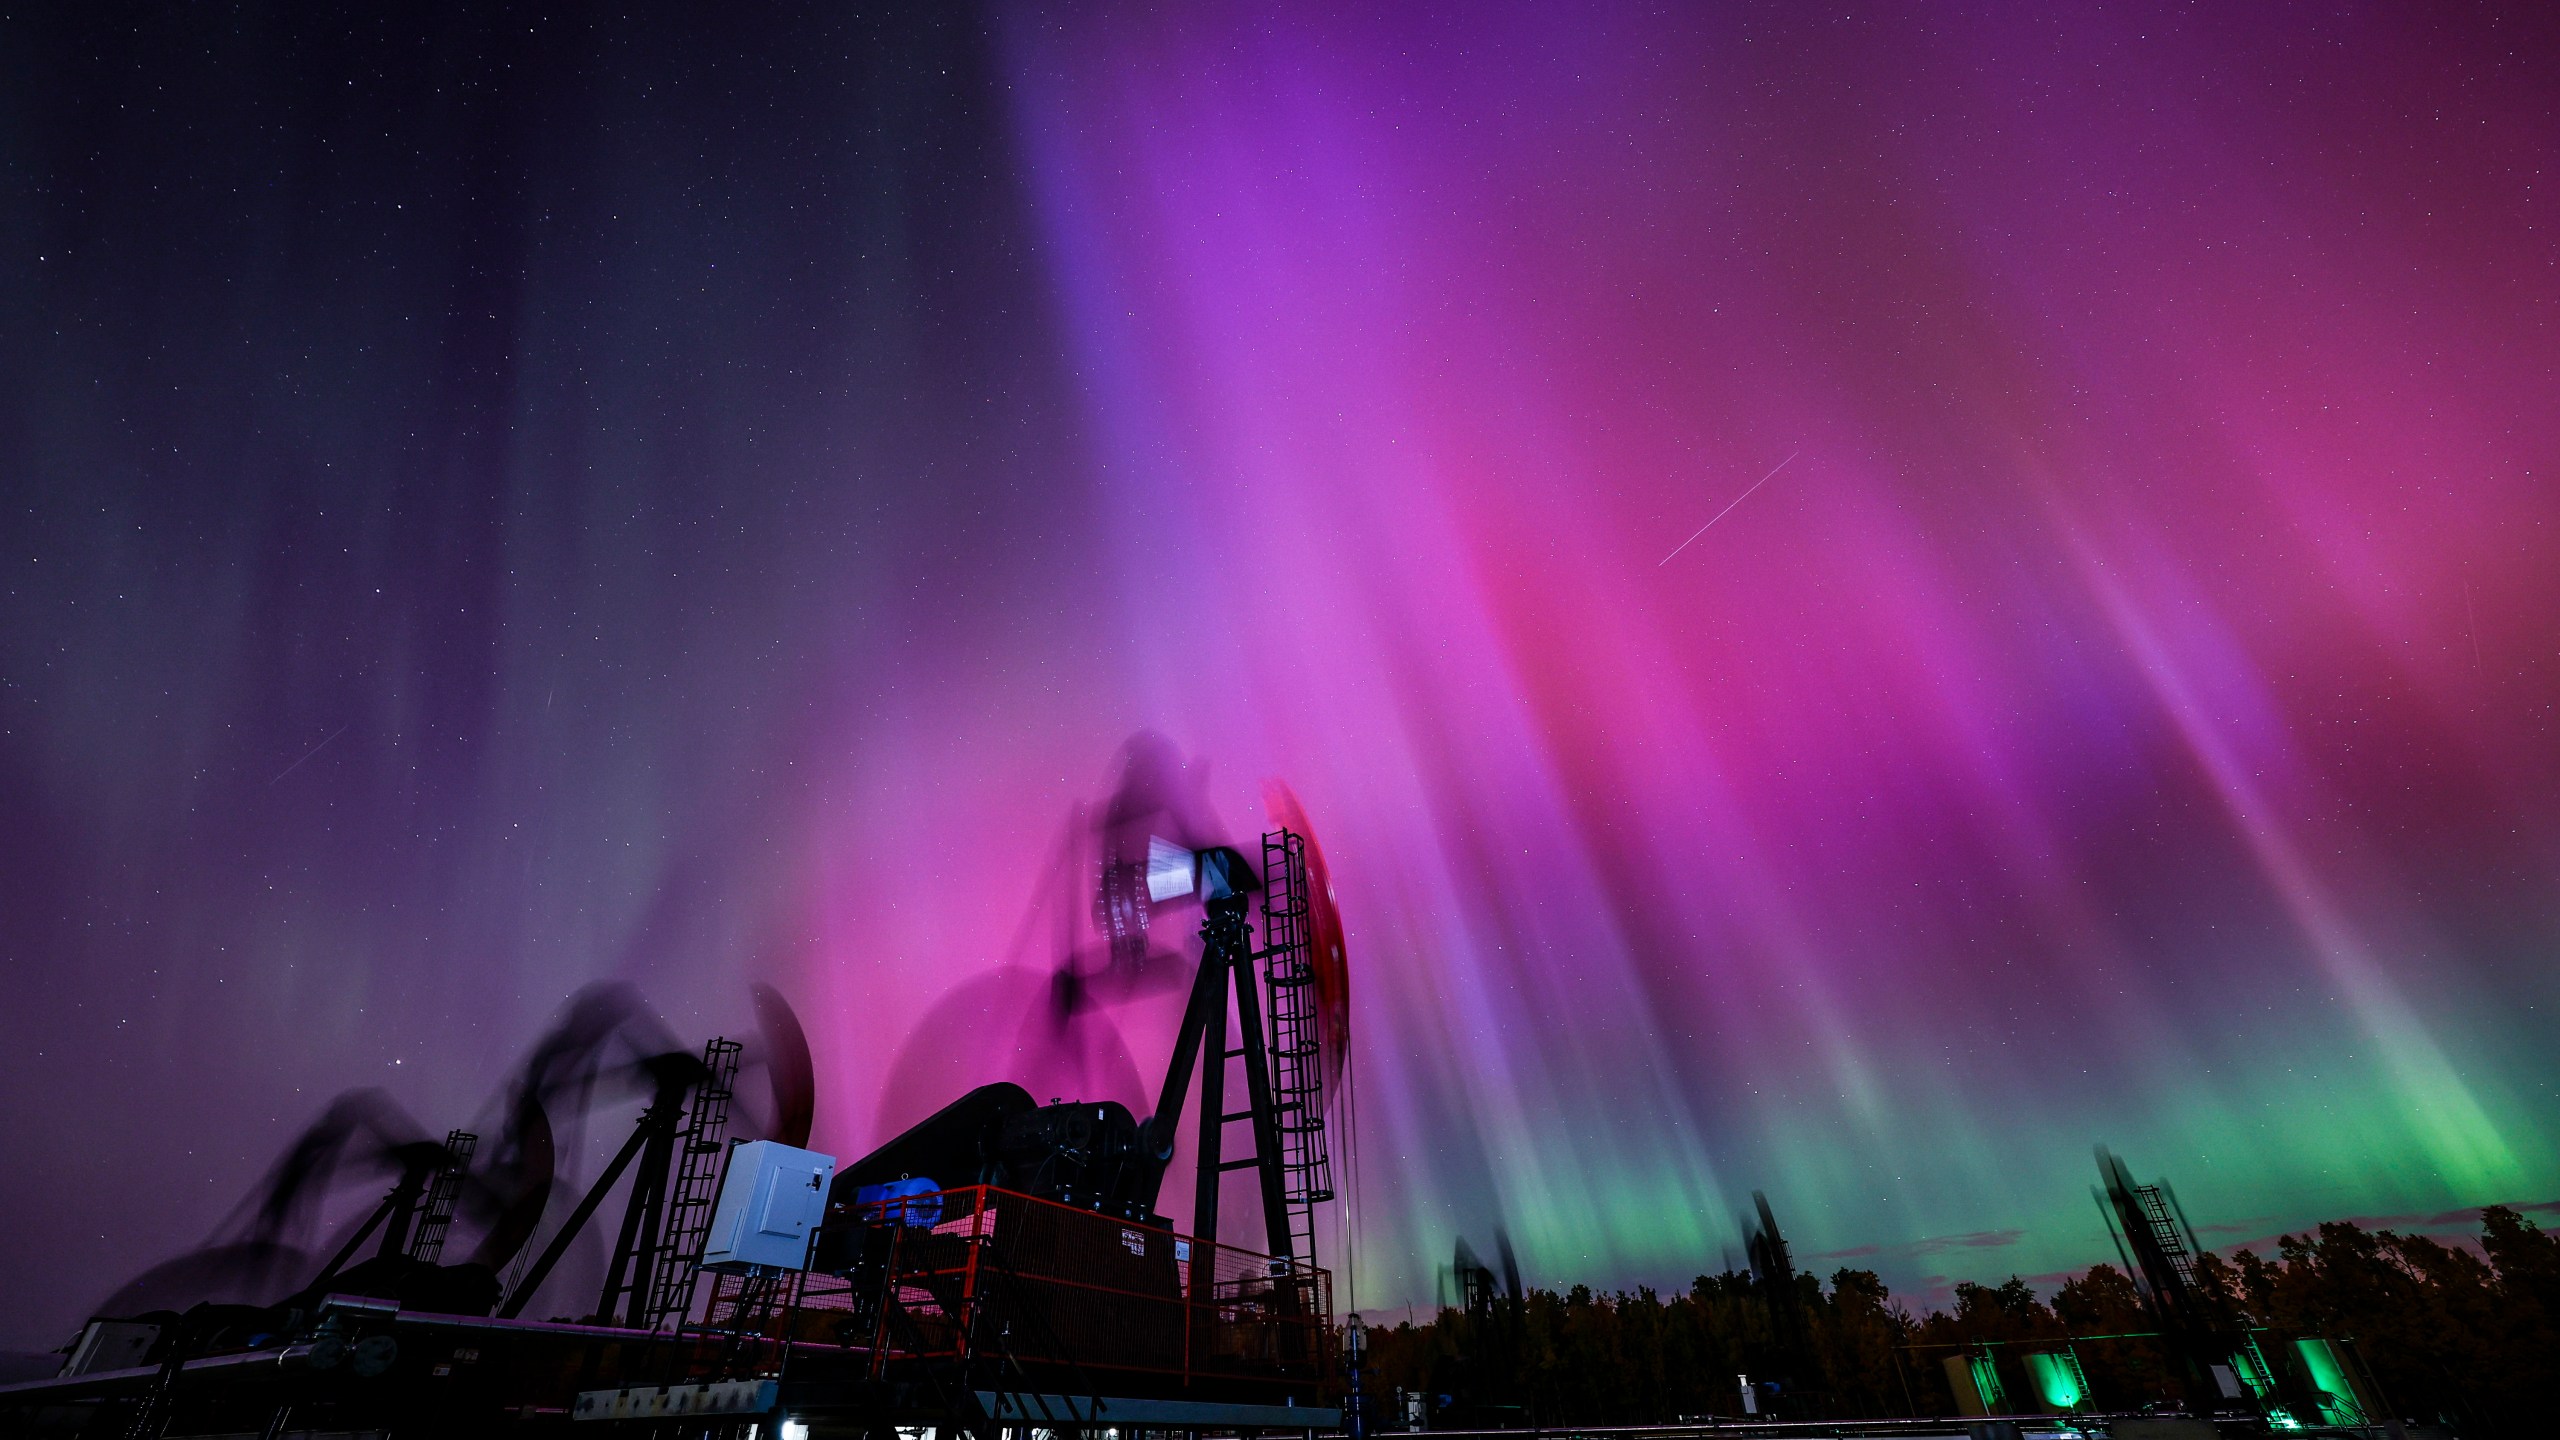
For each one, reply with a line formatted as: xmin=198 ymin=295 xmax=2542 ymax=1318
xmin=1659 ymin=451 xmax=1800 ymax=566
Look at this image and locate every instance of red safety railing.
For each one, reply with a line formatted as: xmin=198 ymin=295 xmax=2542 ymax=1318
xmin=848 ymin=1185 xmax=1334 ymax=1390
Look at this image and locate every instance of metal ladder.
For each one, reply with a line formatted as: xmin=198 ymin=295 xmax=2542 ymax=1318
xmin=406 ymin=1129 xmax=480 ymax=1263
xmin=2055 ymin=1345 xmax=2092 ymax=1411
xmin=2132 ymin=1181 xmax=2202 ymax=1292
xmin=1260 ymin=828 xmax=1335 ymax=1273
xmin=646 ymin=1036 xmax=743 ymax=1327
xmin=2232 ymin=1331 xmax=2280 ymax=1401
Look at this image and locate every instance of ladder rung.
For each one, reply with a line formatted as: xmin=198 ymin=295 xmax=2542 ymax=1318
xmin=1217 ymin=1158 xmax=1265 ymax=1172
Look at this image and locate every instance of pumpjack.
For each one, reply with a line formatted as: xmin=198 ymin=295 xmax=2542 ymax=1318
xmin=832 ymin=828 xmax=1342 ymax=1272
xmin=2095 ymin=1146 xmax=2286 ymax=1420
xmin=499 ymin=1039 xmax=744 ymax=1327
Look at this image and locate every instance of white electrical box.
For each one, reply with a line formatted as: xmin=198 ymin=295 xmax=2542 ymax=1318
xmin=700 ymin=1140 xmax=836 ymax=1273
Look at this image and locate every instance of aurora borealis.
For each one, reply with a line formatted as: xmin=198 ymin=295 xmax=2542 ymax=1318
xmin=4 ymin=1 xmax=2557 ymax=1352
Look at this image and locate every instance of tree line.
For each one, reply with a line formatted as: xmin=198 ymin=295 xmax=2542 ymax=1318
xmin=1357 ymin=1205 xmax=2560 ymax=1436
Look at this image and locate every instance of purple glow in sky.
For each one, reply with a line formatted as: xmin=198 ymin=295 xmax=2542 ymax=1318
xmin=3 ymin=1 xmax=2556 ymax=1349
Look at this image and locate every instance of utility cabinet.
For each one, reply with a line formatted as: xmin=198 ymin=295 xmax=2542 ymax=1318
xmin=701 ymin=1140 xmax=836 ymax=1272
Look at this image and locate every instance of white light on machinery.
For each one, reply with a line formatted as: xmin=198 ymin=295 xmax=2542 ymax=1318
xmin=1144 ymin=835 xmax=1196 ymax=901
xmin=701 ymin=1140 xmax=837 ymax=1272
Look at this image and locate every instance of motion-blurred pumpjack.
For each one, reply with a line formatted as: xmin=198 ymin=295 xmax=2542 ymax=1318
xmin=831 ymin=838 xmax=1319 ymax=1265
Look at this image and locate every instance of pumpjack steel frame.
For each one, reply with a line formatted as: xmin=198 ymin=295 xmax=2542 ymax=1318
xmin=1139 ymin=829 xmax=1335 ymax=1270
xmin=1146 ymin=855 xmax=1295 ymax=1263
xmin=499 ymin=1036 xmax=741 ymax=1327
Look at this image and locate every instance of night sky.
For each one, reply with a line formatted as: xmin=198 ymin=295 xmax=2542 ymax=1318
xmin=5 ymin=2 xmax=2558 ymax=1352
